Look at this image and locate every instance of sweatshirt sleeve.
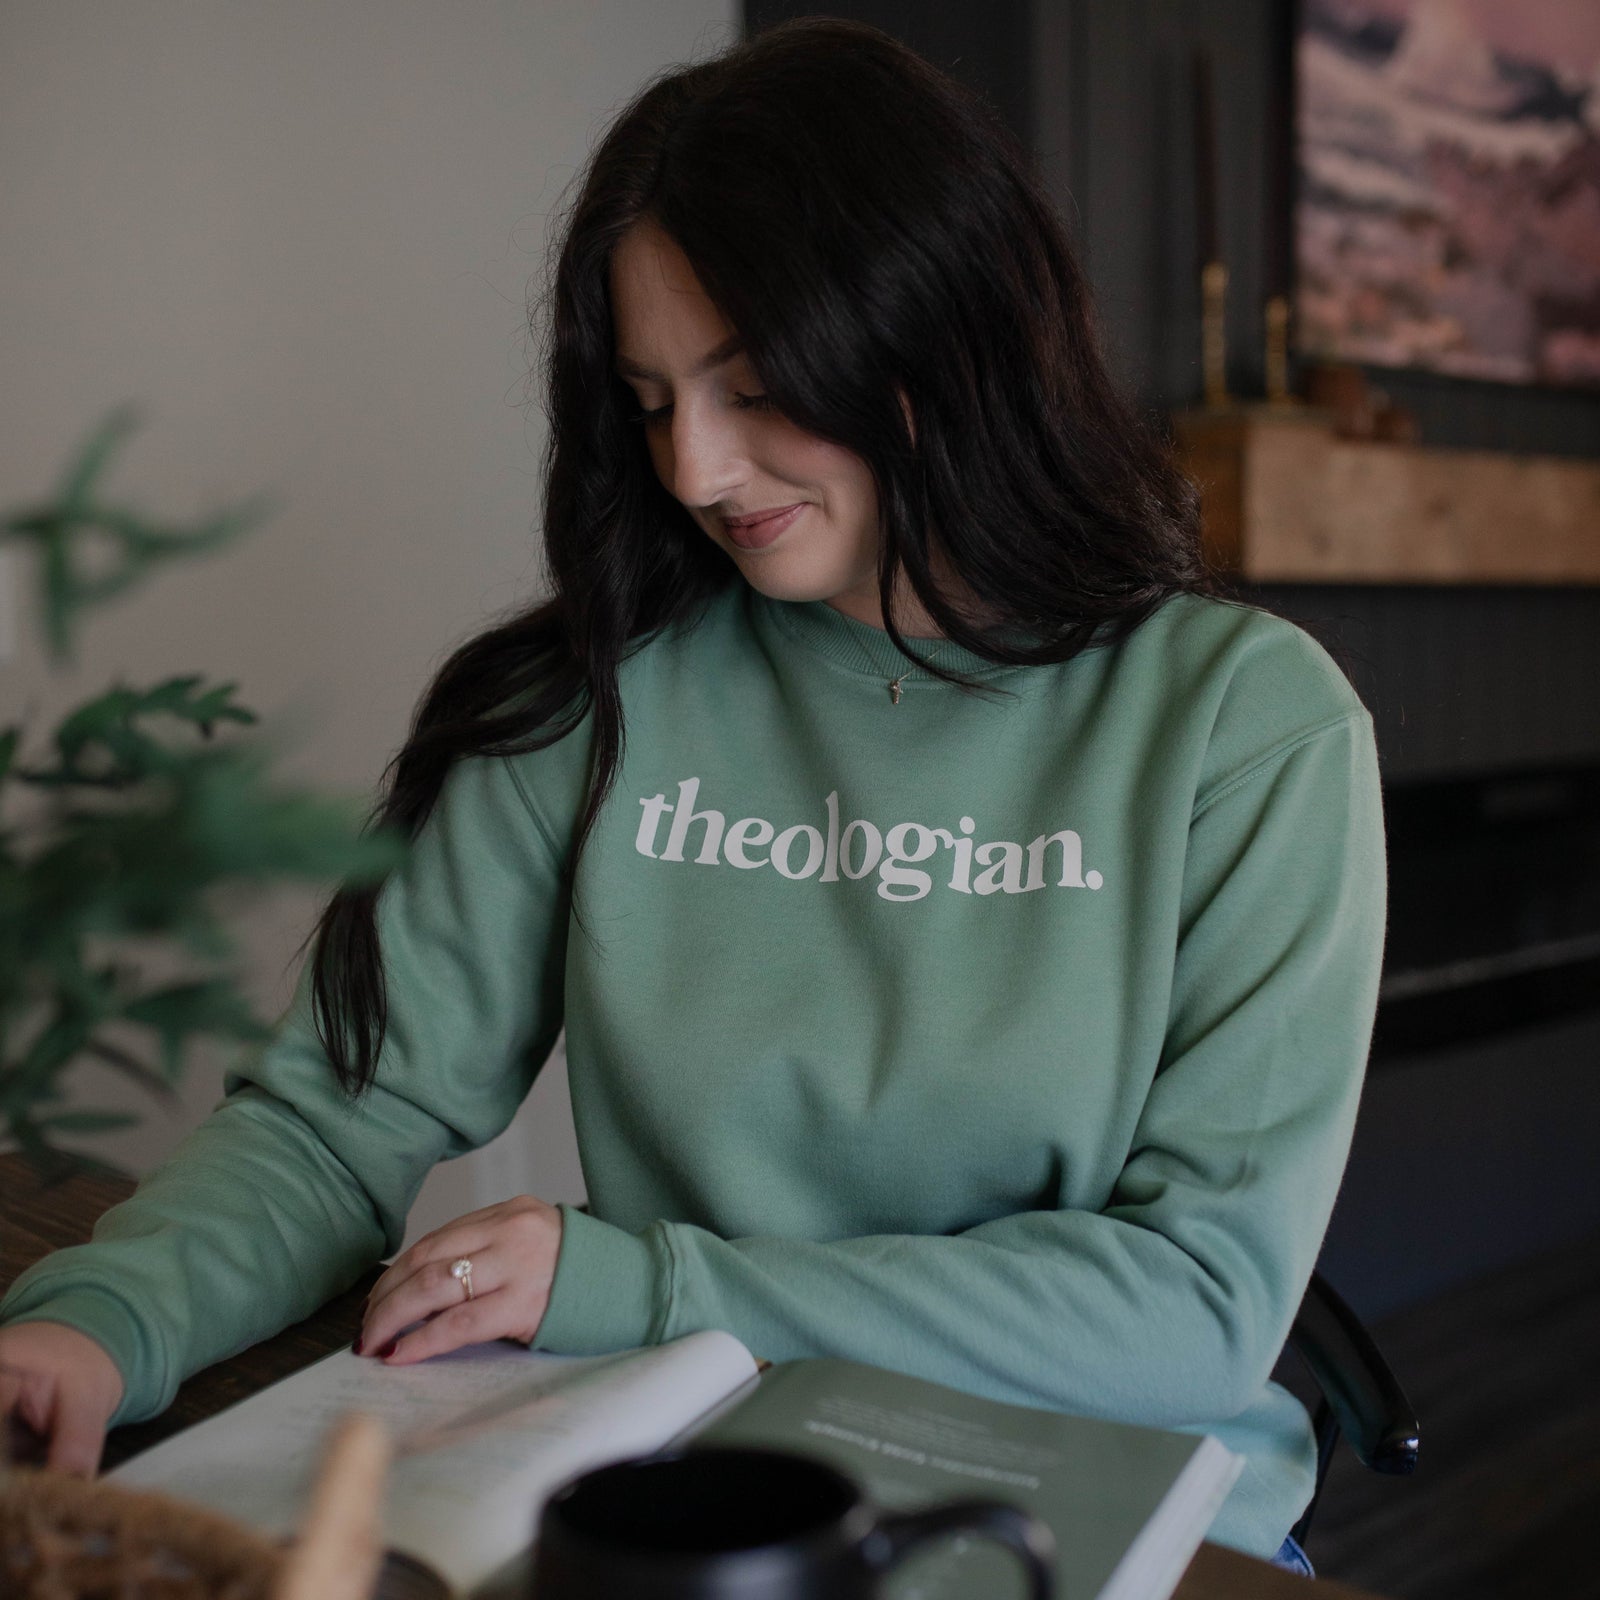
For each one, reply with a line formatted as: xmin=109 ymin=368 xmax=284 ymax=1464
xmin=533 ymin=707 xmax=1387 ymax=1429
xmin=0 ymin=749 xmax=571 ymax=1427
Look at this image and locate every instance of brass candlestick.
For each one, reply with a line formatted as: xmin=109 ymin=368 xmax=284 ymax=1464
xmin=1264 ymin=293 xmax=1301 ymax=407
xmin=1201 ymin=259 xmax=1229 ymax=408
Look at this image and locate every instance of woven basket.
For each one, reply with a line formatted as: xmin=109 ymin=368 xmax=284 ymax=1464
xmin=0 ymin=1466 xmax=285 ymax=1600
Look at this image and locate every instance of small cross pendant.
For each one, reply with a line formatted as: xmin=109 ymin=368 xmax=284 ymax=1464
xmin=888 ymin=676 xmax=905 ymax=706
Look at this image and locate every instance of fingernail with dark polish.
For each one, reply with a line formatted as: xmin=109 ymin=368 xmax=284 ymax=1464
xmin=378 ymin=1339 xmax=398 ymax=1359
xmin=352 ymin=1334 xmax=364 ymax=1355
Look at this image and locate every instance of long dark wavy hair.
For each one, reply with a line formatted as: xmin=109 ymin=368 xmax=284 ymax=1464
xmin=300 ymin=16 xmax=1216 ymax=1098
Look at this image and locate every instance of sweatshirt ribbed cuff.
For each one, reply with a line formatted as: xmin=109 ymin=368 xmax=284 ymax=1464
xmin=0 ymin=1280 xmax=157 ymax=1427
xmin=532 ymin=1204 xmax=667 ymax=1354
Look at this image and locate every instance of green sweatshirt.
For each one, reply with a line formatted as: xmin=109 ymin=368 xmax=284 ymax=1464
xmin=1 ymin=580 xmax=1386 ymax=1559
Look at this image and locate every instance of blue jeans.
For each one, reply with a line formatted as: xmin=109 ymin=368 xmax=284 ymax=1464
xmin=1270 ymin=1533 xmax=1316 ymax=1577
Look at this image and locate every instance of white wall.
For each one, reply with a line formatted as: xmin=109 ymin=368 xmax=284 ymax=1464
xmin=0 ymin=1 xmax=737 ymax=1243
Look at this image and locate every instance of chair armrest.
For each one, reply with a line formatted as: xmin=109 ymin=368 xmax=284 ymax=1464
xmin=1288 ymin=1271 xmax=1421 ymax=1475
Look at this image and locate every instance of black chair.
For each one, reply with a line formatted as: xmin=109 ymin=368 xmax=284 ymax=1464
xmin=1284 ymin=1270 xmax=1421 ymax=1548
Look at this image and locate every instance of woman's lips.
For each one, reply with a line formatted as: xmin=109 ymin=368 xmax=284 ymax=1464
xmin=725 ymin=503 xmax=805 ymax=550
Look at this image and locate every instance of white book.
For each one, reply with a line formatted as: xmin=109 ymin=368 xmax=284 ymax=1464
xmin=111 ymin=1331 xmax=760 ymax=1598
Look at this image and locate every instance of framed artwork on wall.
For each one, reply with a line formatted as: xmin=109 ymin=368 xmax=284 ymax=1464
xmin=1294 ymin=0 xmax=1600 ymax=389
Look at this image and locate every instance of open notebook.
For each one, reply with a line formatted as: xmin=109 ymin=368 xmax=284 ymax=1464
xmin=110 ymin=1330 xmax=1242 ymax=1600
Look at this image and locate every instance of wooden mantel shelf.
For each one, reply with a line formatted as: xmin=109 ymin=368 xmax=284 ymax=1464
xmin=1172 ymin=406 xmax=1600 ymax=584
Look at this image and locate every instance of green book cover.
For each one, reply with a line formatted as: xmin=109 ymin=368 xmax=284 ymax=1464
xmin=697 ymin=1358 xmax=1244 ymax=1600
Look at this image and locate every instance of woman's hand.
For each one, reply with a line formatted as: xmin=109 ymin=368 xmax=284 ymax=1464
xmin=0 ymin=1321 xmax=126 ymax=1475
xmin=358 ymin=1195 xmax=564 ymax=1365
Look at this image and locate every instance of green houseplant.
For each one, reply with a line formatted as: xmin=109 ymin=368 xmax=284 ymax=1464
xmin=0 ymin=404 xmax=408 ymax=1177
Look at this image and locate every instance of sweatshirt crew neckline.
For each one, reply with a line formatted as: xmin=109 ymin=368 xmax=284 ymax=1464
xmin=751 ymin=589 xmax=1043 ymax=684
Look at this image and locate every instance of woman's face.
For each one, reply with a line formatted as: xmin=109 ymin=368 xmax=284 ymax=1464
xmin=608 ymin=218 xmax=890 ymax=627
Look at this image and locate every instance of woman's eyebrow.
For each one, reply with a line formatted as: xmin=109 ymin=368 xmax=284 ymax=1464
xmin=614 ymin=334 xmax=746 ymax=382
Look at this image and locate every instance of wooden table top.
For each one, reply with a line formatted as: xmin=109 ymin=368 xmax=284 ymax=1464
xmin=0 ymin=1150 xmax=1382 ymax=1600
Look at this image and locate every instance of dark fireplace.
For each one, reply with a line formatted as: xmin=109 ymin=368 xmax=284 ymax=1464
xmin=1373 ymin=759 xmax=1600 ymax=1063
xmin=1315 ymin=756 xmax=1600 ymax=1319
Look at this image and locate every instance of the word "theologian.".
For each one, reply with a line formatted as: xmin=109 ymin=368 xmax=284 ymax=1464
xmin=633 ymin=778 xmax=1105 ymax=903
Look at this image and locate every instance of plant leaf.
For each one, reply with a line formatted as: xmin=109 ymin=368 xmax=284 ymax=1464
xmin=0 ymin=405 xmax=281 ymax=662
xmin=83 ymin=1037 xmax=180 ymax=1104
xmin=121 ymin=980 xmax=275 ymax=1081
xmin=53 ymin=402 xmax=144 ymax=512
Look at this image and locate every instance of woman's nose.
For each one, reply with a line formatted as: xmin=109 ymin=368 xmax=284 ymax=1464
xmin=663 ymin=402 xmax=748 ymax=509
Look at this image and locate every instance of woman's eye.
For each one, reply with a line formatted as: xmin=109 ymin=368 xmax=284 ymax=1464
xmin=625 ymin=393 xmax=774 ymax=425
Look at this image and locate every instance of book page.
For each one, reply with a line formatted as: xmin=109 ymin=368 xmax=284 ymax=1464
xmin=112 ymin=1329 xmax=757 ymax=1596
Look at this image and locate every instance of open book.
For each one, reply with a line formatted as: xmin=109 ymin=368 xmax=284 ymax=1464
xmin=110 ymin=1331 xmax=1243 ymax=1600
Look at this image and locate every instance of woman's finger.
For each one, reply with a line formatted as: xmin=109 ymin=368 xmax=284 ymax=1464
xmin=381 ymin=1292 xmax=516 ymax=1366
xmin=364 ymin=1228 xmax=494 ymax=1332
xmin=0 ymin=1367 xmax=43 ymax=1465
xmin=362 ymin=1253 xmax=495 ymax=1354
xmin=46 ymin=1379 xmax=107 ymax=1477
xmin=3 ymin=1365 xmax=52 ymax=1437
xmin=365 ymin=1197 xmax=529 ymax=1309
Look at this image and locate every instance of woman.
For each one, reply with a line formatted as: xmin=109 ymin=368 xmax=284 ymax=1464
xmin=0 ymin=19 xmax=1381 ymax=1579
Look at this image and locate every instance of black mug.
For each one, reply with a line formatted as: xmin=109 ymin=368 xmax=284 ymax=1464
xmin=528 ymin=1444 xmax=1056 ymax=1599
